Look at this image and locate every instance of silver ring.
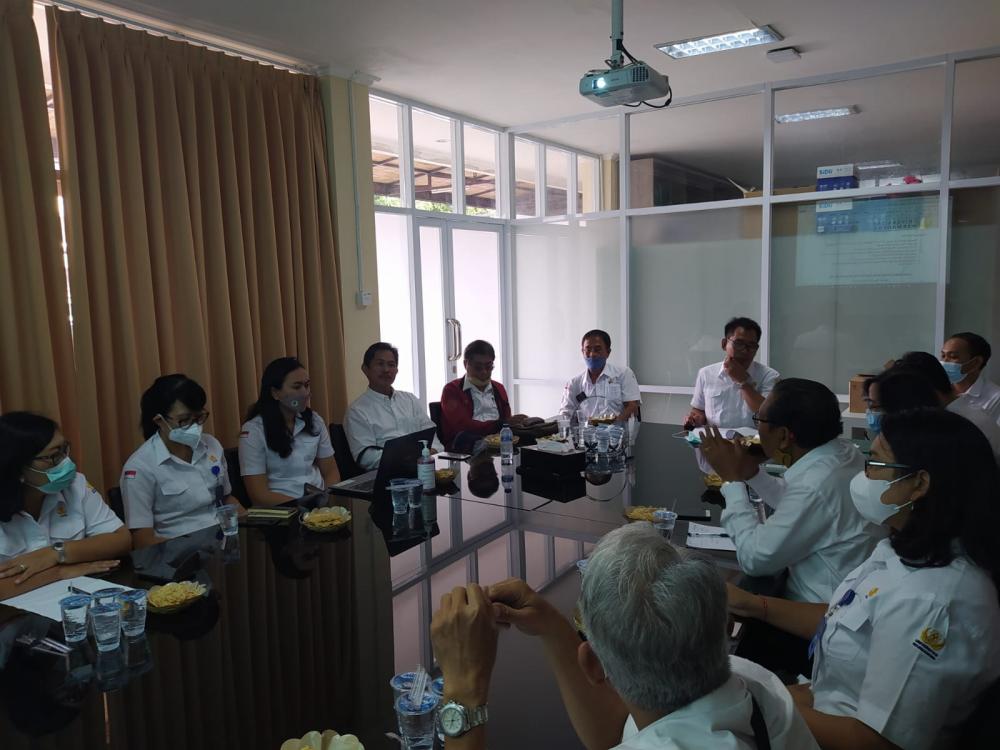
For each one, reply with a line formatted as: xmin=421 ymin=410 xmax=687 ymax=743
xmin=19 ymin=564 xmax=26 ymax=572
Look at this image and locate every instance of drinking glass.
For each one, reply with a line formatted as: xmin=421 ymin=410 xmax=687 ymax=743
xmin=215 ymin=504 xmax=239 ymax=536
xmin=59 ymin=594 xmax=91 ymax=643
xmin=119 ymin=589 xmax=148 ymax=637
xmin=395 ymin=693 xmax=439 ymax=750
xmin=91 ymin=602 xmax=122 ymax=652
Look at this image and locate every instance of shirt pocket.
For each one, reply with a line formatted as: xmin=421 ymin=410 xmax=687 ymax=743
xmin=48 ymin=512 xmax=87 ymax=543
xmin=823 ymin=602 xmax=871 ymax=662
xmin=294 ymin=431 xmax=321 ymax=465
xmin=158 ymin=480 xmax=189 ymax=511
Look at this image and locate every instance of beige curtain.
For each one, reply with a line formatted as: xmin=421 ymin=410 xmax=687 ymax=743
xmin=0 ymin=0 xmax=78 ymax=440
xmin=48 ymin=8 xmax=348 ymax=492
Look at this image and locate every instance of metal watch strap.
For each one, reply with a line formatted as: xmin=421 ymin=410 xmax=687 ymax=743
xmin=53 ymin=542 xmax=65 ymax=564
xmin=466 ymin=704 xmax=488 ymax=730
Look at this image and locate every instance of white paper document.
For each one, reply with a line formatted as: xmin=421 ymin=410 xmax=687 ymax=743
xmin=3 ymin=576 xmax=136 ymax=622
xmin=685 ymin=522 xmax=737 ymax=552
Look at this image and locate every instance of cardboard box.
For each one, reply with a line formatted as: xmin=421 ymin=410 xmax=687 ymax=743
xmin=849 ymin=374 xmax=878 ymax=414
xmin=817 ymin=163 xmax=857 ymax=179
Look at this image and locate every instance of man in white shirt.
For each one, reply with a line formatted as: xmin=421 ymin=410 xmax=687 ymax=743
xmin=941 ymin=332 xmax=1000 ymax=424
xmin=428 ymin=524 xmax=819 ymax=750
xmin=558 ymin=329 xmax=641 ymax=423
xmin=700 ymin=378 xmax=885 ymax=604
xmin=686 ymin=317 xmax=780 ymax=431
xmin=344 ymin=342 xmax=442 ymax=470
xmin=896 ymin=351 xmax=1000 ymax=463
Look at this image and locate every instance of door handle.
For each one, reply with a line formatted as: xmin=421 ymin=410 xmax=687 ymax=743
xmin=446 ymin=318 xmax=461 ymax=362
xmin=454 ymin=318 xmax=463 ymax=361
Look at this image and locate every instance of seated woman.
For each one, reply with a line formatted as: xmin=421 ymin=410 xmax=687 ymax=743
xmin=0 ymin=412 xmax=129 ymax=599
xmin=728 ymin=407 xmax=1000 ymax=750
xmin=239 ymin=357 xmax=339 ymax=506
xmin=121 ymin=374 xmax=241 ymax=549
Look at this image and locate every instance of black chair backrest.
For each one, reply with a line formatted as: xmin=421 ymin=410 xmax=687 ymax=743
xmin=429 ymin=401 xmax=444 ymax=442
xmin=959 ymin=677 xmax=1000 ymax=744
xmin=106 ymin=486 xmax=125 ymax=523
xmin=224 ymin=446 xmax=251 ymax=508
xmin=329 ymin=423 xmax=362 ymax=480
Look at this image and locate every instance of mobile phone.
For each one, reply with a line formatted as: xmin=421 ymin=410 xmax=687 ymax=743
xmin=436 ymin=451 xmax=471 ymax=461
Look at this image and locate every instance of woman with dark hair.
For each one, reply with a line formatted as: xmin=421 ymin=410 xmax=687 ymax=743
xmin=238 ymin=357 xmax=339 ymax=506
xmin=0 ymin=412 xmax=128 ymax=600
xmin=728 ymin=408 xmax=1000 ymax=749
xmin=121 ymin=374 xmax=240 ymax=549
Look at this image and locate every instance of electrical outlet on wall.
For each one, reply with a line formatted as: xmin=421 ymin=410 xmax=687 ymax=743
xmin=356 ymin=290 xmax=373 ymax=307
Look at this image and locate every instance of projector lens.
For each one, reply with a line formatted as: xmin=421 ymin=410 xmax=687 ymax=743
xmin=596 ymin=77 xmax=606 ymax=89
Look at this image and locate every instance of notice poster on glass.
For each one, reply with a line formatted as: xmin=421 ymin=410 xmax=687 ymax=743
xmin=794 ymin=195 xmax=939 ymax=287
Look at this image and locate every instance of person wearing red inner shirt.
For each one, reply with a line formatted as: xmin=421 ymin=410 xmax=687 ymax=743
xmin=440 ymin=340 xmax=526 ymax=452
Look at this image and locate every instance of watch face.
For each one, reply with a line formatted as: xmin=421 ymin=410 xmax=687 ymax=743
xmin=440 ymin=705 xmax=465 ymax=736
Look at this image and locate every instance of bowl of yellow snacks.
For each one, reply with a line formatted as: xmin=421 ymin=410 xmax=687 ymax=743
xmin=483 ymin=433 xmax=520 ymax=448
xmin=702 ymin=473 xmax=723 ymax=489
xmin=147 ymin=580 xmax=209 ymax=614
xmin=434 ymin=468 xmax=457 ymax=487
xmin=301 ymin=506 xmax=352 ymax=533
xmin=623 ymin=506 xmax=665 ymax=523
xmin=588 ymin=415 xmax=617 ymax=426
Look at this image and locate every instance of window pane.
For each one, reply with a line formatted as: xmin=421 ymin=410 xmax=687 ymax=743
xmin=431 ymin=558 xmax=469 ymax=607
xmin=374 ymin=213 xmax=415 ymax=393
xmin=514 ymin=138 xmax=538 ymax=218
xmin=370 ymin=97 xmax=402 ymax=207
xmin=392 ymin=585 xmax=422 ymax=673
xmin=462 ymin=501 xmax=505 ymax=541
xmin=770 ymin=194 xmax=940 ymax=392
xmin=577 ymin=155 xmax=599 ymax=214
xmin=951 ymin=57 xmax=1000 ymax=180
xmin=774 ymin=69 xmax=943 ymax=191
xmin=464 ymin=124 xmax=498 ymax=217
xmin=413 ymin=109 xmax=454 ymax=212
xmin=513 ymin=384 xmax=565 ymax=421
xmin=420 ymin=226 xmax=447 ymax=403
xmin=945 ymin=187 xmax=1000 ymax=381
xmin=630 ymin=209 xmax=762 ymax=386
xmin=629 ymin=95 xmax=762 ymax=207
xmin=513 ymin=219 xmax=620 ymax=381
xmin=477 ymin=534 xmax=511 ymax=584
xmin=452 ymin=229 xmax=503 ymax=383
xmin=545 ymin=148 xmax=571 ymax=216
xmin=554 ymin=537 xmax=579 ymax=575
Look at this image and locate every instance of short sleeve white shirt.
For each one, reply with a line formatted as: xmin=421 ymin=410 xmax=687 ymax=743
xmin=0 ymin=473 xmax=123 ymax=562
xmin=812 ymin=538 xmax=1000 ymax=750
xmin=616 ymin=656 xmax=819 ymax=749
xmin=957 ymin=372 xmax=1000 ymax=425
xmin=463 ymin=376 xmax=500 ymax=422
xmin=238 ymin=412 xmax=334 ymax=498
xmin=344 ymin=389 xmax=442 ymax=470
xmin=558 ymin=362 xmax=642 ymax=420
xmin=721 ymin=439 xmax=886 ymax=602
xmin=691 ymin=361 xmax=780 ymax=429
xmin=947 ymin=397 xmax=1000 ymax=462
xmin=121 ymin=432 xmax=232 ymax=539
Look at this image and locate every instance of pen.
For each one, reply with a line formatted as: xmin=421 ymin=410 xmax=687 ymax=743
xmin=688 ymin=532 xmax=730 ymax=538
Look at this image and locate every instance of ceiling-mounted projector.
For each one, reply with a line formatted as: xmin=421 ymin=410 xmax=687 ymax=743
xmin=580 ymin=0 xmax=671 ymax=107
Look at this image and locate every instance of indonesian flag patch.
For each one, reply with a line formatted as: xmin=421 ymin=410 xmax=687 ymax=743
xmin=124 ymin=470 xmax=137 ymax=479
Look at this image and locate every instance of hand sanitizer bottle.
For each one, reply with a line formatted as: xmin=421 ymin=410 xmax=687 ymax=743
xmin=417 ymin=440 xmax=435 ymax=491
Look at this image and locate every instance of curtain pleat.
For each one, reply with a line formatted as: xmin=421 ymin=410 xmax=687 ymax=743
xmin=0 ymin=0 xmax=78 ymax=445
xmin=48 ymin=8 xmax=348 ymax=492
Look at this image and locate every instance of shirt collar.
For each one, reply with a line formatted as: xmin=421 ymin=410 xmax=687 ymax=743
xmin=716 ymin=360 xmax=760 ymax=380
xmin=584 ymin=361 xmax=617 ymax=382
xmin=966 ymin=371 xmax=987 ymax=398
xmin=463 ymin=376 xmax=493 ymax=394
xmin=151 ymin=431 xmax=206 ymax=464
xmin=781 ymin=438 xmax=841 ymax=483
xmin=628 ymin=674 xmax=747 ymax=743
xmin=365 ymin=386 xmax=395 ymax=402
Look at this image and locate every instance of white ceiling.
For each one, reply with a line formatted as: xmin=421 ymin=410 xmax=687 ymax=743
xmin=92 ymin=0 xmax=1000 ymax=129
xmin=82 ymin=0 xmax=1000 ymax=190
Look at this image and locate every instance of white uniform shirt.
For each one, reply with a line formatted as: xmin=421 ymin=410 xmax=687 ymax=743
xmin=947 ymin=397 xmax=1000 ymax=463
xmin=691 ymin=361 xmax=780 ymax=429
xmin=344 ymin=388 xmax=442 ymax=470
xmin=957 ymin=372 xmax=1000 ymax=424
xmin=464 ymin=376 xmax=500 ymax=422
xmin=121 ymin=432 xmax=232 ymax=539
xmin=721 ymin=439 xmax=885 ymax=602
xmin=616 ymin=656 xmax=820 ymax=750
xmin=559 ymin=362 xmax=642 ymax=420
xmin=0 ymin=473 xmax=123 ymax=562
xmin=239 ymin=412 xmax=334 ymax=498
xmin=812 ymin=538 xmax=1000 ymax=750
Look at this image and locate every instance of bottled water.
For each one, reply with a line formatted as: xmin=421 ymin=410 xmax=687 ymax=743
xmin=500 ymin=424 xmax=514 ymax=465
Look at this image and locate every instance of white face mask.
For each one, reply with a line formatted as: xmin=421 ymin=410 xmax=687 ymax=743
xmin=167 ymin=421 xmax=203 ymax=448
xmin=849 ymin=470 xmax=915 ymax=524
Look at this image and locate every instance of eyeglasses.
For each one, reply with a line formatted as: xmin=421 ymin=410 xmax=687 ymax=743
xmin=727 ymin=338 xmax=760 ymax=352
xmin=33 ymin=441 xmax=71 ymax=468
xmin=751 ymin=413 xmax=776 ymax=427
xmin=865 ymin=459 xmax=912 ymax=472
xmin=466 ymin=361 xmax=495 ymax=372
xmin=161 ymin=411 xmax=210 ymax=429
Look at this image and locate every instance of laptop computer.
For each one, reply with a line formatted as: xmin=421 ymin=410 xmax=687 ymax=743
xmin=329 ymin=426 xmax=437 ymax=499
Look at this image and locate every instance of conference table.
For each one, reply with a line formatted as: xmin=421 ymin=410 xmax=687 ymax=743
xmin=0 ymin=424 xmax=748 ymax=750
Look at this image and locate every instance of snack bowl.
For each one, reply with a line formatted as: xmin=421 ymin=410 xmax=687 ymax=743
xmin=483 ymin=433 xmax=520 ymax=448
xmin=301 ymin=506 xmax=352 ymax=533
xmin=147 ymin=581 xmax=209 ymax=614
xmin=434 ymin=468 xmax=457 ymax=486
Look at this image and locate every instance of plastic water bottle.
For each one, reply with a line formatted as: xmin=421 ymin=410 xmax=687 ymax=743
xmin=501 ymin=463 xmax=514 ymax=494
xmin=499 ymin=424 xmax=514 ymax=465
xmin=748 ymin=488 xmax=767 ymax=523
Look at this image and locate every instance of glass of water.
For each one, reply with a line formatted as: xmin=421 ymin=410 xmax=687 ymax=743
xmin=215 ymin=504 xmax=239 ymax=536
xmin=395 ymin=692 xmax=439 ymax=749
xmin=556 ymin=416 xmax=571 ymax=440
xmin=119 ymin=589 xmax=148 ymax=637
xmin=59 ymin=594 xmax=92 ymax=643
xmin=653 ymin=509 xmax=678 ymax=540
xmin=91 ymin=602 xmax=122 ymax=652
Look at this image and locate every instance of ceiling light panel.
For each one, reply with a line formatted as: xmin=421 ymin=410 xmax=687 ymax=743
xmin=774 ymin=106 xmax=859 ymax=124
xmin=656 ymin=26 xmax=782 ymax=59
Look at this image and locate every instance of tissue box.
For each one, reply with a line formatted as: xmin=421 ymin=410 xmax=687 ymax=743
xmin=849 ymin=374 xmax=878 ymax=414
xmin=519 ymin=444 xmax=586 ymax=478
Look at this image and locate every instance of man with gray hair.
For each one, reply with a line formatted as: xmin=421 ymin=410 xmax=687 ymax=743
xmin=430 ymin=523 xmax=819 ymax=749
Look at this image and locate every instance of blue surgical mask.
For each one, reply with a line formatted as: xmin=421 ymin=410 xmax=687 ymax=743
xmin=168 ymin=422 xmax=203 ymax=448
xmin=30 ymin=456 xmax=78 ymax=494
xmin=939 ymin=360 xmax=967 ymax=384
xmin=585 ymin=356 xmax=607 ymax=372
xmin=865 ymin=409 xmax=882 ymax=436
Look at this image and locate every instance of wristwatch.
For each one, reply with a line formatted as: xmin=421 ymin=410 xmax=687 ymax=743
xmin=439 ymin=701 xmax=489 ymax=738
xmin=52 ymin=541 xmax=66 ymax=564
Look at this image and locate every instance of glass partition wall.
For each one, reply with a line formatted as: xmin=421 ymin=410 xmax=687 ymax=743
xmin=371 ymin=48 xmax=1000 ymax=423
